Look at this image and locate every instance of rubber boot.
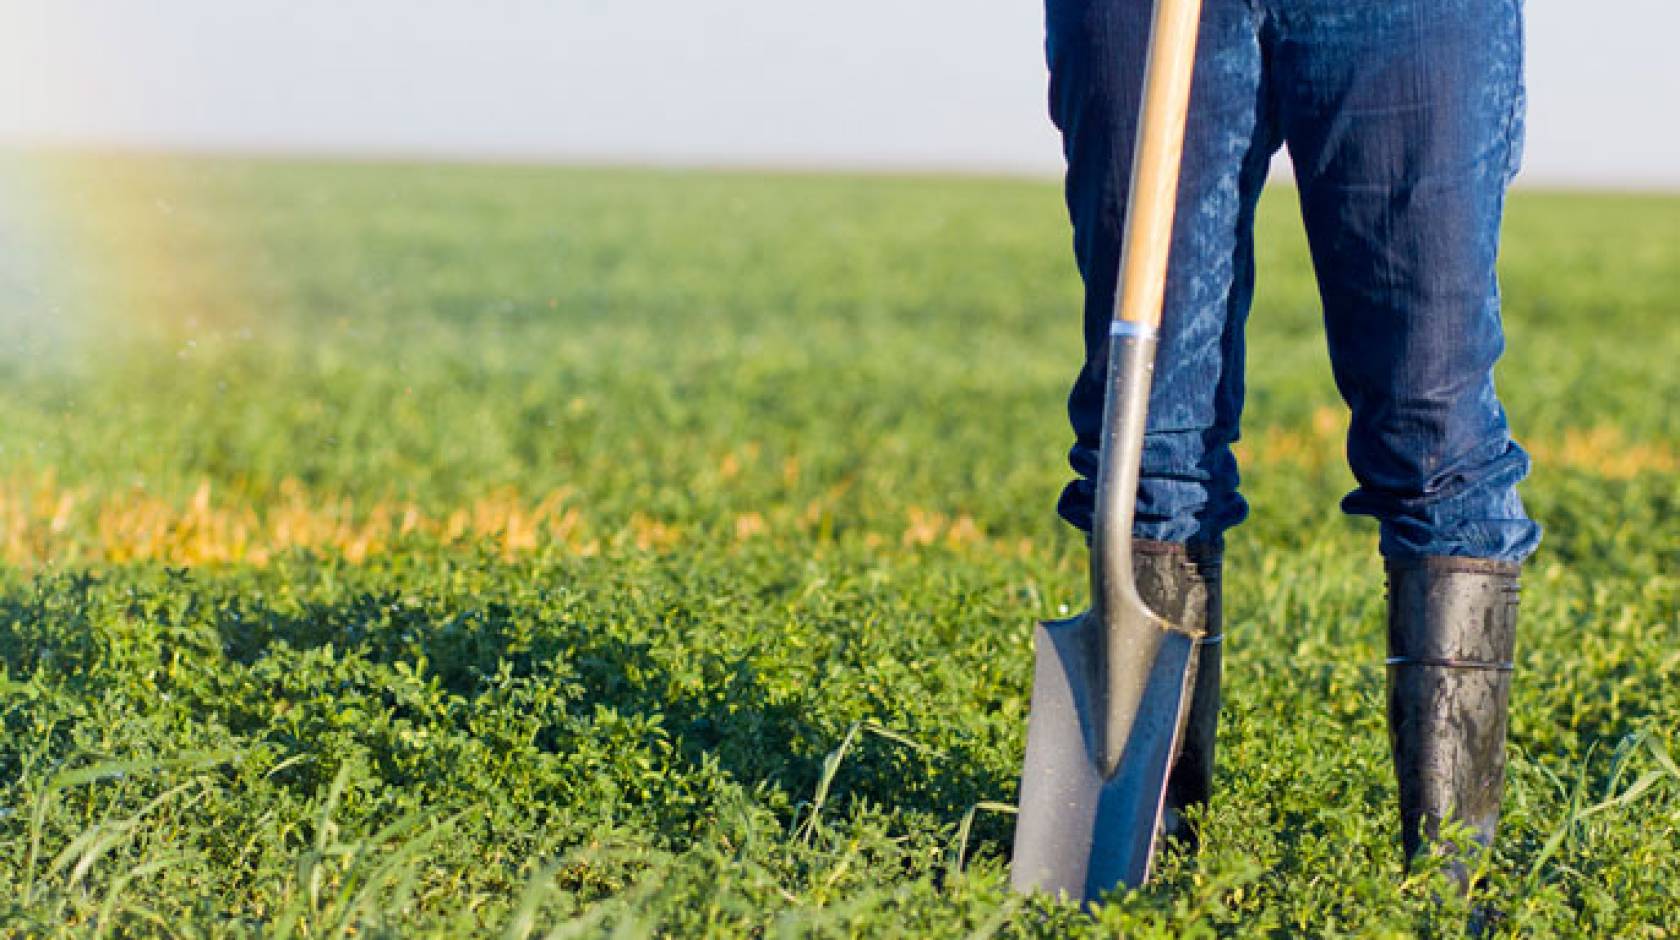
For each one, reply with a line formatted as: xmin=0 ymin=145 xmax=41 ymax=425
xmin=1133 ymin=540 xmax=1223 ymax=850
xmin=1385 ymin=557 xmax=1519 ymax=888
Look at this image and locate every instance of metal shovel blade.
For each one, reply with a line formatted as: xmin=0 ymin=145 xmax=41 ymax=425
xmin=1010 ymin=604 xmax=1199 ymax=901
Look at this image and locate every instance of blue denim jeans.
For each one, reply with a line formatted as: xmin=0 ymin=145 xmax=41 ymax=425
xmin=1048 ymin=0 xmax=1541 ymax=562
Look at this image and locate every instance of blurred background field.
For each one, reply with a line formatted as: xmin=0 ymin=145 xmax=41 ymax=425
xmin=0 ymin=155 xmax=1676 ymax=935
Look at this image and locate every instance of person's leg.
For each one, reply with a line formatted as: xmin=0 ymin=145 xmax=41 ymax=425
xmin=1047 ymin=0 xmax=1278 ymax=548
xmin=1274 ymin=0 xmax=1540 ymax=564
xmin=1045 ymin=0 xmax=1278 ymax=847
xmin=1272 ymin=0 xmax=1537 ymax=882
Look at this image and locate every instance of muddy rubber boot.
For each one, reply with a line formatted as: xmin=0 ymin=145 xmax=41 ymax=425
xmin=1133 ymin=540 xmax=1223 ymax=850
xmin=1386 ymin=557 xmax=1520 ymax=888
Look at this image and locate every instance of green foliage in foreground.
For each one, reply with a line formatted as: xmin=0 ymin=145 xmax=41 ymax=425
xmin=1 ymin=156 xmax=1677 ymax=936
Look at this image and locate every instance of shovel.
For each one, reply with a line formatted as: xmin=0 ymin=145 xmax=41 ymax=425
xmin=1011 ymin=0 xmax=1206 ymax=903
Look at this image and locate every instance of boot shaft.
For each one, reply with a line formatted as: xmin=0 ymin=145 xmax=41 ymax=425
xmin=1133 ymin=540 xmax=1222 ymax=843
xmin=1385 ymin=557 xmax=1520 ymax=869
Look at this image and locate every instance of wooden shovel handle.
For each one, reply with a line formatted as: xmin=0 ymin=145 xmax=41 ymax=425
xmin=1113 ymin=0 xmax=1203 ymax=331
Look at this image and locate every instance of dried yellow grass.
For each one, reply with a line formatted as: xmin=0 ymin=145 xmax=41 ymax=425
xmin=0 ymin=476 xmax=597 ymax=568
xmin=1526 ymin=426 xmax=1678 ymax=479
xmin=0 ymin=421 xmax=1665 ymax=568
xmin=1234 ymin=409 xmax=1674 ymax=480
xmin=0 ymin=473 xmax=1040 ymax=568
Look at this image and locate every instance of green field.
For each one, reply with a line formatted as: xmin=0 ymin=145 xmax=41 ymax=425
xmin=1 ymin=155 xmax=1676 ymax=936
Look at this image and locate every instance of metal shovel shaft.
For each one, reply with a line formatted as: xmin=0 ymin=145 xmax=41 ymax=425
xmin=1090 ymin=324 xmax=1163 ymax=778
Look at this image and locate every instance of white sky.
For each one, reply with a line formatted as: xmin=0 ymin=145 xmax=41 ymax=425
xmin=2 ymin=1 xmax=1676 ymax=187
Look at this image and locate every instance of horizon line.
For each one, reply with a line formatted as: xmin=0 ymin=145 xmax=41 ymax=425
xmin=6 ymin=140 xmax=1678 ymax=194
